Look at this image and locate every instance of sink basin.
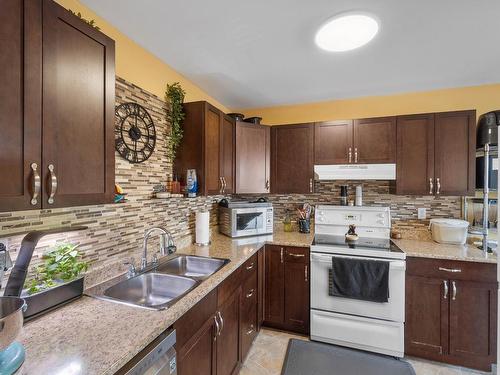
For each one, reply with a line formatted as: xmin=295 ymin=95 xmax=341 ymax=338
xmin=156 ymin=255 xmax=229 ymax=280
xmin=102 ymin=273 xmax=197 ymax=310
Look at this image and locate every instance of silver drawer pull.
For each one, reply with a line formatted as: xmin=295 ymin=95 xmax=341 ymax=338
xmin=429 ymin=178 xmax=433 ymax=195
xmin=452 ymin=281 xmax=457 ymax=301
xmin=246 ymin=289 xmax=255 ymax=298
xmin=438 ymin=267 xmax=461 ymax=273
xmin=246 ymin=262 xmax=254 ymax=271
xmin=436 ymin=178 xmax=441 ymax=195
xmin=31 ymin=163 xmax=40 ymax=205
xmin=443 ymin=280 xmax=448 ymax=299
xmin=288 ymin=253 xmax=305 ymax=258
xmin=280 ymin=248 xmax=284 ymax=263
xmin=214 ymin=315 xmax=220 ymax=340
xmin=217 ymin=311 xmax=224 ymax=335
xmin=246 ymin=324 xmax=255 ymax=335
xmin=47 ymin=164 xmax=57 ymax=204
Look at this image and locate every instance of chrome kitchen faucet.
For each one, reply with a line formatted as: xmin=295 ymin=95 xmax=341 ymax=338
xmin=141 ymin=227 xmax=176 ymax=270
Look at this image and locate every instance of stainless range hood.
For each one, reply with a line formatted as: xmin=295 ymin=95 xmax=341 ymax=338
xmin=314 ymin=164 xmax=396 ymax=180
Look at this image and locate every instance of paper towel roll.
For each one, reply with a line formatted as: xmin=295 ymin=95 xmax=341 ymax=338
xmin=195 ymin=211 xmax=210 ymax=245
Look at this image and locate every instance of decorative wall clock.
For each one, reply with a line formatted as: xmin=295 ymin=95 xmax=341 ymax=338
xmin=115 ymin=102 xmax=156 ymax=163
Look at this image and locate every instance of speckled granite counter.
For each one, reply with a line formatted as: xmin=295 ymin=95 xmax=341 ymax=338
xmin=18 ymin=230 xmax=313 ymax=375
xmin=392 ymin=238 xmax=497 ymax=264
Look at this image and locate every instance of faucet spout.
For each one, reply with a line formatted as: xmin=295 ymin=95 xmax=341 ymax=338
xmin=142 ymin=227 xmax=175 ymax=270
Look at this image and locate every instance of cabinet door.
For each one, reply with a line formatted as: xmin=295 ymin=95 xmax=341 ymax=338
xmin=177 ymin=317 xmax=217 ymax=375
xmin=434 ymin=110 xmax=476 ymax=196
xmin=0 ymin=0 xmax=41 ymax=212
xmin=205 ymin=104 xmax=223 ymax=195
xmin=284 ymin=247 xmax=310 ymax=334
xmin=220 ymin=115 xmax=235 ymax=194
xmin=353 ymin=117 xmax=396 ymax=163
xmin=396 ymin=114 xmax=435 ymax=195
xmin=264 ymin=245 xmax=285 ymax=325
xmin=235 ymin=122 xmax=270 ymax=194
xmin=42 ymin=1 xmax=115 ymax=208
xmin=405 ymin=275 xmax=448 ymax=358
xmin=314 ymin=120 xmax=353 ymax=164
xmin=271 ymin=124 xmax=314 ymax=194
xmin=448 ymin=280 xmax=497 ymax=370
xmin=216 ymin=289 xmax=240 ymax=375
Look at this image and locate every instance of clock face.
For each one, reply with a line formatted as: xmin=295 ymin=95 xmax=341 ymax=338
xmin=115 ymin=102 xmax=156 ymax=163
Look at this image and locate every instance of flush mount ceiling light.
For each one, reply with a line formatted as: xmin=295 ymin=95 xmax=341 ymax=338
xmin=315 ymin=13 xmax=379 ymax=52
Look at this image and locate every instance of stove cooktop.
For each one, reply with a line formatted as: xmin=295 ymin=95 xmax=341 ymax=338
xmin=312 ymin=234 xmax=404 ymax=254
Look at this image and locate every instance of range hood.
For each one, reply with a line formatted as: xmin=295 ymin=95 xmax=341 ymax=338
xmin=314 ymin=164 xmax=396 ymax=180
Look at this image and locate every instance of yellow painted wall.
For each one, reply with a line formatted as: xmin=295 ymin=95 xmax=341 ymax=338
xmin=55 ymin=0 xmax=231 ymax=112
xmin=239 ymin=83 xmax=500 ymax=125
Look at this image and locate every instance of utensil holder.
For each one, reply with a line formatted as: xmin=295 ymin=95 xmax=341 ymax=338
xmin=298 ymin=219 xmax=310 ymax=233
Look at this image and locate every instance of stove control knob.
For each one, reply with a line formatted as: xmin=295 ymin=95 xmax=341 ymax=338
xmin=377 ymin=219 xmax=385 ymax=224
xmin=377 ymin=213 xmax=385 ymax=218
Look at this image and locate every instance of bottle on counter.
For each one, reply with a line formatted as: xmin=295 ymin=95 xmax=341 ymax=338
xmin=283 ymin=210 xmax=293 ymax=232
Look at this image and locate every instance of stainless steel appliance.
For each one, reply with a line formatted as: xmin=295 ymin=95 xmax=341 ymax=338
xmin=219 ymin=200 xmax=273 ymax=238
xmin=310 ymin=205 xmax=406 ymax=358
xmin=123 ymin=329 xmax=177 ymax=375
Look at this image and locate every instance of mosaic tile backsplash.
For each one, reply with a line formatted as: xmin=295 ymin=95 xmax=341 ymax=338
xmin=0 ymin=77 xmax=463 ymax=284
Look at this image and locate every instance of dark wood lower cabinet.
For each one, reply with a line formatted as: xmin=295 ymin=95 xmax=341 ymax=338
xmin=263 ymin=245 xmax=310 ymax=334
xmin=216 ymin=288 xmax=241 ymax=375
xmin=405 ymin=257 xmax=497 ymax=371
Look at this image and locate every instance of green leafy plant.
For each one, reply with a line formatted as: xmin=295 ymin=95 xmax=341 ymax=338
xmin=68 ymin=10 xmax=100 ymax=30
xmin=165 ymin=82 xmax=186 ymax=161
xmin=25 ymin=243 xmax=89 ymax=295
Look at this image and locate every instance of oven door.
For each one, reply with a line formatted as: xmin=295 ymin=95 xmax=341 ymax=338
xmin=232 ymin=208 xmax=267 ymax=236
xmin=310 ymin=252 xmax=405 ymax=322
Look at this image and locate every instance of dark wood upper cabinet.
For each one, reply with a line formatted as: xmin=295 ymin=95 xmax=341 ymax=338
xmin=42 ymin=0 xmax=115 ymax=208
xmin=0 ymin=0 xmax=115 ymax=212
xmin=354 ymin=117 xmax=396 ymax=163
xmin=396 ymin=110 xmax=475 ymax=196
xmin=434 ymin=110 xmax=476 ymax=196
xmin=175 ymin=101 xmax=234 ymax=196
xmin=314 ymin=120 xmax=353 ymax=164
xmin=405 ymin=257 xmax=497 ymax=371
xmin=271 ymin=123 xmax=314 ymax=194
xmin=0 ymin=0 xmax=42 ymax=211
xmin=396 ymin=114 xmax=435 ymax=195
xmin=235 ymin=122 xmax=270 ymax=194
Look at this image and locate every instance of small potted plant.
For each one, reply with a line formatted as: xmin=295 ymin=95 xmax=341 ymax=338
xmin=22 ymin=243 xmax=88 ymax=319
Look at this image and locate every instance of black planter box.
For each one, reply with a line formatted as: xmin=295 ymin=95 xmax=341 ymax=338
xmin=21 ymin=277 xmax=84 ymax=321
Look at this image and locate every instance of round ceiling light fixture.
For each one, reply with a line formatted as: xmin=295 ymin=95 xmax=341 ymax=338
xmin=315 ymin=13 xmax=379 ymax=52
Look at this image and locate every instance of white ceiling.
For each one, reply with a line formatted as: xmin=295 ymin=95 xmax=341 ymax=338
xmin=81 ymin=0 xmax=500 ymax=109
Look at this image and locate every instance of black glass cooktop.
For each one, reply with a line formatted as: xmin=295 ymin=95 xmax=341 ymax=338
xmin=313 ymin=234 xmax=404 ymax=253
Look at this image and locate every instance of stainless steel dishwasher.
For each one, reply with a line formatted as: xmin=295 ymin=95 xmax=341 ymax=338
xmin=119 ymin=329 xmax=177 ymax=375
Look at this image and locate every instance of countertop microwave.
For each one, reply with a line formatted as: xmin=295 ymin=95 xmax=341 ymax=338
xmin=219 ymin=200 xmax=273 ymax=238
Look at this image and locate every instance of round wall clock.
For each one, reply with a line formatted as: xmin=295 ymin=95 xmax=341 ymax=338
xmin=115 ymin=102 xmax=156 ymax=164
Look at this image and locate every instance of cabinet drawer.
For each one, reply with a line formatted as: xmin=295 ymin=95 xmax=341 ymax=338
xmin=406 ymin=257 xmax=496 ymax=283
xmin=241 ymin=299 xmax=258 ymax=360
xmin=242 ymin=272 xmax=257 ymax=311
xmin=242 ymin=253 xmax=258 ymax=279
xmin=174 ymin=289 xmax=217 ymax=350
xmin=285 ymin=247 xmax=309 ymax=263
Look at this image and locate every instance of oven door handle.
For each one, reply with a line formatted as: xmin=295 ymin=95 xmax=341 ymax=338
xmin=311 ymin=253 xmax=406 ymax=270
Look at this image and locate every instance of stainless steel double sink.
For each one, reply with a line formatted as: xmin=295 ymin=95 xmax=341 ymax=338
xmin=89 ymin=255 xmax=229 ymax=310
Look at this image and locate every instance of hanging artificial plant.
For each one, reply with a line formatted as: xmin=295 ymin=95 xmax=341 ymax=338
xmin=165 ymin=82 xmax=186 ymax=160
xmin=68 ymin=10 xmax=100 ymax=30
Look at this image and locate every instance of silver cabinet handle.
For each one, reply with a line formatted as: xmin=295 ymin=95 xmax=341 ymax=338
xmin=219 ymin=177 xmax=223 ymax=194
xmin=280 ymin=248 xmax=284 ymax=263
xmin=305 ymin=265 xmax=308 ymax=282
xmin=246 ymin=262 xmax=254 ymax=271
xmin=451 ymin=281 xmax=457 ymax=301
xmin=436 ymin=178 xmax=441 ymax=195
xmin=429 ymin=178 xmax=433 ymax=195
xmin=214 ymin=315 xmax=220 ymax=340
xmin=309 ymin=178 xmax=313 ymax=193
xmin=30 ymin=163 xmax=40 ymax=205
xmin=246 ymin=289 xmax=255 ymax=298
xmin=217 ymin=311 xmax=224 ymax=335
xmin=354 ymin=148 xmax=358 ymax=163
xmin=348 ymin=147 xmax=352 ymax=163
xmin=47 ymin=164 xmax=57 ymax=204
xmin=265 ymin=180 xmax=270 ymax=191
xmin=443 ymin=280 xmax=448 ymax=299
xmin=288 ymin=253 xmax=305 ymax=258
xmin=222 ymin=177 xmax=227 ymax=193
xmin=439 ymin=267 xmax=461 ymax=273
xmin=246 ymin=324 xmax=255 ymax=335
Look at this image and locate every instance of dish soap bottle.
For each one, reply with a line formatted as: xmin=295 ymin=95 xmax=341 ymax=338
xmin=283 ymin=210 xmax=293 ymax=232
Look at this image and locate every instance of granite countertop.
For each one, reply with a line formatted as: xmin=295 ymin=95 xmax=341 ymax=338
xmin=392 ymin=238 xmax=497 ymax=264
xmin=18 ymin=230 xmax=313 ymax=375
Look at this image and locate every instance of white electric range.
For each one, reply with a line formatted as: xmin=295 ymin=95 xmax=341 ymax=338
xmin=310 ymin=205 xmax=406 ymax=358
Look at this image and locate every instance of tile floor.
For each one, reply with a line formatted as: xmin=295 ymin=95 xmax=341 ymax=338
xmin=240 ymin=328 xmax=493 ymax=375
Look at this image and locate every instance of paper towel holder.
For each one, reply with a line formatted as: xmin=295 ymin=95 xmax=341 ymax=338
xmin=195 ymin=210 xmax=211 ymax=246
